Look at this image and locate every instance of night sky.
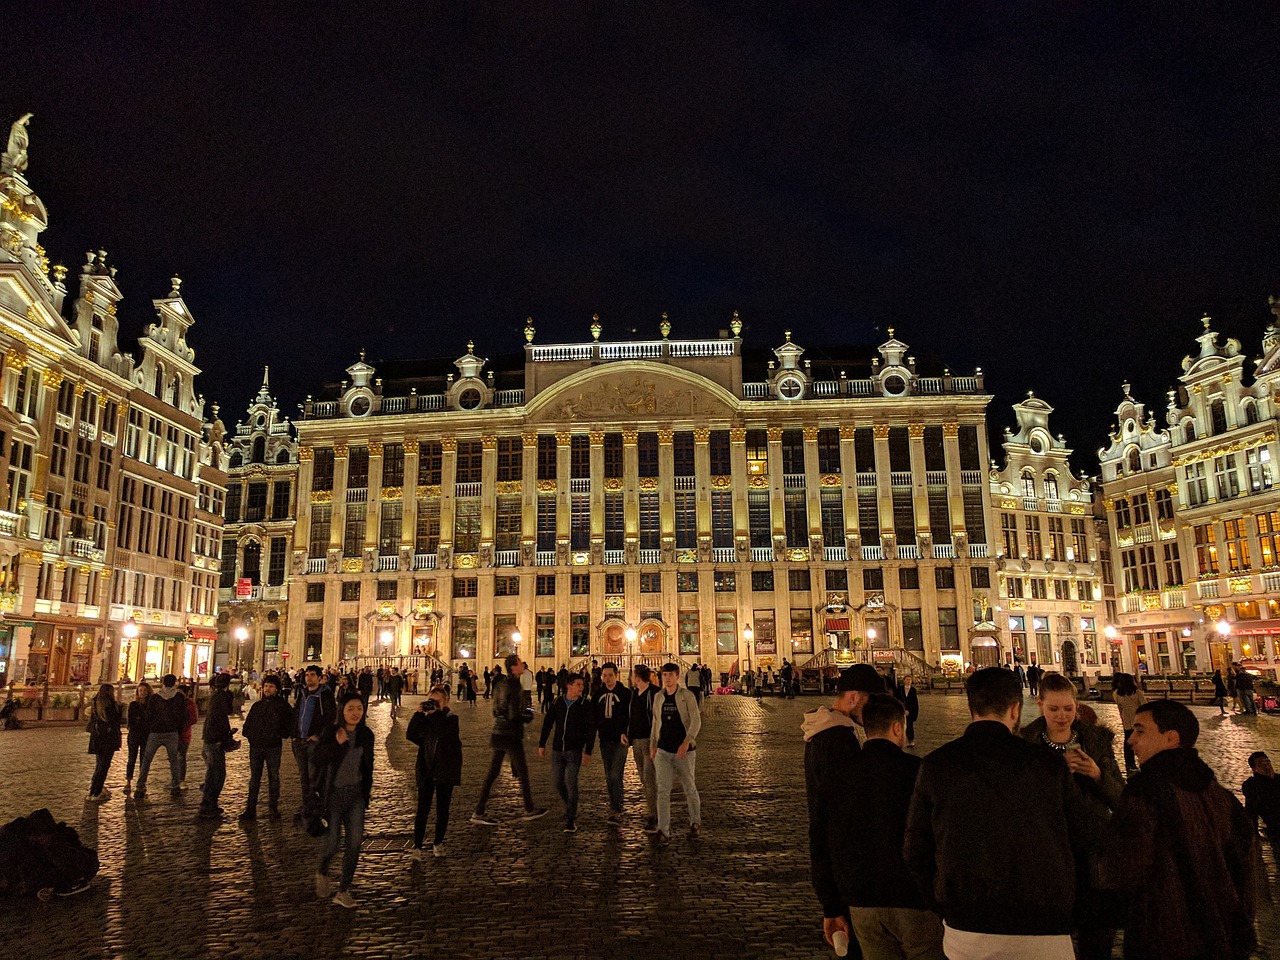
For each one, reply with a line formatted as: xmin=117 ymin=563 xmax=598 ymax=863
xmin=6 ymin=3 xmax=1280 ymax=470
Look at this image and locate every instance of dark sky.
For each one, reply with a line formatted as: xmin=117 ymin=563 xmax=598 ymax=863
xmin=7 ymin=3 xmax=1280 ymax=470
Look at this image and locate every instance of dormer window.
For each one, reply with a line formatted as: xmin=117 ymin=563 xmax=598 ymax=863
xmin=1210 ymin=399 xmax=1227 ymax=436
xmin=1021 ymin=471 xmax=1036 ymax=499
xmin=1126 ymin=448 xmax=1141 ymax=474
xmin=1044 ymin=474 xmax=1059 ymax=500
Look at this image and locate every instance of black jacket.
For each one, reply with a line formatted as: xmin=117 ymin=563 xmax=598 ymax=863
xmin=293 ymin=684 xmax=337 ymax=740
xmin=357 ymin=672 xmax=373 ymax=696
xmin=491 ymin=673 xmax=531 ymax=740
xmin=895 ymin=685 xmax=920 ymax=723
xmin=87 ymin=697 xmax=123 ymax=755
xmin=242 ymin=693 xmax=294 ymax=745
xmin=145 ymin=688 xmax=186 ymax=734
xmin=406 ymin=708 xmax=463 ymax=786
xmin=815 ymin=739 xmax=925 ymax=916
xmin=1021 ymin=716 xmax=1124 ymax=855
xmin=904 ymin=720 xmax=1088 ymax=936
xmin=203 ymin=689 xmax=234 ymax=745
xmin=126 ymin=698 xmax=150 ymax=746
xmin=627 ymin=684 xmax=657 ymax=741
xmin=315 ymin=723 xmax=375 ymax=806
xmin=540 ymin=696 xmax=596 ymax=753
xmin=590 ymin=683 xmax=632 ymax=749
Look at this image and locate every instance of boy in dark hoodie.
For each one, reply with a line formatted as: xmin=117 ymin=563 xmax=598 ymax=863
xmin=539 ymin=675 xmax=596 ymax=833
xmin=136 ymin=673 xmax=187 ymax=801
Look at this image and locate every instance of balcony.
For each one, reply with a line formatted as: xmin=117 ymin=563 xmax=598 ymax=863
xmin=307 ymin=558 xmax=327 ymax=574
xmin=1045 ymin=499 xmax=1063 ymax=513
xmin=890 ymin=472 xmax=913 ymax=487
xmin=0 ymin=510 xmax=25 ymax=538
xmin=1162 ymin=588 xmax=1187 ymax=609
xmin=346 ymin=487 xmax=367 ymax=504
xmin=897 ymin=544 xmax=920 ymax=560
xmin=604 ymin=549 xmax=625 ymax=564
xmin=861 ymin=545 xmax=884 ymax=561
xmin=495 ymin=550 xmax=519 ymax=566
xmin=455 ymin=482 xmax=481 ymax=498
xmin=960 ymin=471 xmax=983 ymax=485
xmin=751 ymin=547 xmax=774 ymax=563
xmin=376 ymin=554 xmax=399 ymax=572
xmin=570 ymin=478 xmax=593 ymax=493
xmin=639 ymin=549 xmax=660 ymax=564
xmin=413 ymin=553 xmax=438 ymax=570
xmin=714 ymin=547 xmax=736 ymax=563
xmin=494 ymin=389 xmax=524 ymax=406
xmin=925 ymin=471 xmax=947 ymax=486
xmin=1023 ymin=497 xmax=1038 ymax=511
xmin=536 ymin=551 xmax=557 ymax=566
xmin=932 ymin=543 xmax=955 ymax=559
xmin=783 ymin=474 xmax=806 ymax=489
xmin=381 ymin=396 xmax=408 ymax=414
xmin=67 ymin=537 xmax=102 ymax=561
xmin=1263 ymin=572 xmax=1280 ymax=594
xmin=1197 ymin=580 xmax=1220 ymax=599
xmin=824 ymin=546 xmax=847 ymax=562
xmin=969 ymin=543 xmax=990 ymax=559
xmin=742 ymin=382 xmax=770 ymax=399
xmin=856 ymin=472 xmax=877 ymax=488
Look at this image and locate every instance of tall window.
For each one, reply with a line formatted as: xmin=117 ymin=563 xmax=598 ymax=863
xmin=1155 ymin=488 xmax=1175 ymax=522
xmin=537 ymin=496 xmax=557 ymax=551
xmin=497 ymin=436 xmax=523 ymax=481
xmin=379 ymin=501 xmax=402 ymax=555
xmin=820 ymin=490 xmax=843 ymax=547
xmin=1047 ymin=517 xmax=1065 ymax=560
xmin=639 ymin=493 xmax=659 ymax=550
xmin=712 ymin=491 xmax=734 ymax=548
xmin=781 ymin=430 xmax=805 ymax=475
xmin=418 ymin=441 xmax=442 ymax=485
xmin=272 ymin=480 xmax=291 ymax=520
xmin=963 ymin=489 xmax=987 ymax=545
xmin=1194 ymin=523 xmax=1219 ymax=576
xmin=1214 ymin=454 xmax=1240 ymax=501
xmin=604 ymin=493 xmax=624 ymax=550
xmin=381 ymin=443 xmax=404 ymax=487
xmin=854 ymin=427 xmax=876 ymax=473
xmin=709 ymin=430 xmax=732 ymax=475
xmin=1210 ymin=399 xmax=1228 ymax=436
xmin=1162 ymin=542 xmax=1182 ymax=587
xmin=570 ymin=435 xmax=590 ymax=479
xmin=570 ymin=494 xmax=590 ymax=550
xmin=455 ymin=499 xmax=481 ymax=553
xmin=50 ymin=429 xmax=69 ymax=477
xmin=1001 ymin=514 xmax=1018 ymax=557
xmin=1070 ymin=518 xmax=1088 ymax=561
xmin=817 ymin=429 xmax=841 ymax=474
xmin=637 ymin=433 xmax=659 ymax=477
xmin=309 ymin=505 xmax=332 ymax=556
xmin=1024 ymin=515 xmax=1043 ymax=559
xmin=858 ymin=489 xmax=879 ymax=544
xmin=1132 ymin=493 xmax=1150 ymax=526
xmin=268 ymin=537 xmax=287 ymax=586
xmin=347 ymin=446 xmax=369 ymax=488
xmin=1043 ymin=473 xmax=1059 ymax=500
xmin=749 ymin=491 xmax=772 ymax=549
xmin=1223 ymin=518 xmax=1250 ymax=572
xmin=675 ymin=491 xmax=697 ymax=549
xmin=1114 ymin=498 xmax=1131 ymax=528
xmin=784 ymin=490 xmax=807 ymax=548
xmin=415 ymin=500 xmax=440 ymax=554
xmin=603 ymin=434 xmax=624 ymax=479
xmin=456 ymin=441 xmax=482 ymax=485
xmin=891 ymin=489 xmax=915 ymax=545
xmin=220 ymin=539 xmax=238 ymax=588
xmin=245 ymin=482 xmax=268 ymax=522
xmin=1021 ymin=471 xmax=1036 ymax=499
xmin=927 ymin=488 xmax=949 ymax=544
xmin=673 ymin=432 xmax=695 ymax=476
xmin=496 ymin=495 xmax=521 ymax=551
xmin=1184 ymin=462 xmax=1208 ymax=506
xmin=537 ymin=435 xmax=557 ymax=481
xmin=343 ymin=504 xmax=366 ymax=556
xmin=1258 ymin=511 xmax=1280 ymax=568
xmin=1138 ymin=545 xmax=1158 ymax=591
xmin=1247 ymin=447 xmax=1273 ymax=492
xmin=312 ymin=448 xmax=335 ymax=491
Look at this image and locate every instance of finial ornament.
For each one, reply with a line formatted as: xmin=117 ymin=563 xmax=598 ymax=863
xmin=784 ymin=329 xmax=792 ymax=343
xmin=467 ymin=340 xmax=474 ymax=354
xmin=730 ymin=310 xmax=742 ymax=337
xmin=359 ymin=348 xmax=366 ymax=362
xmin=590 ymin=314 xmax=602 ymax=341
xmin=2 ymin=113 xmax=32 ymax=175
xmin=169 ymin=275 xmax=182 ymax=296
xmin=660 ymin=312 xmax=671 ymax=339
xmin=888 ymin=327 xmax=895 ymax=338
xmin=524 ymin=318 xmax=536 ymax=343
xmin=1202 ymin=314 xmax=1212 ymax=330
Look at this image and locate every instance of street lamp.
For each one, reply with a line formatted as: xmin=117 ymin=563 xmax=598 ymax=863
xmin=234 ymin=624 xmax=248 ymax=671
xmin=743 ymin=623 xmax=754 ymax=669
xmin=120 ymin=617 xmax=140 ymax=682
xmin=1216 ymin=619 xmax=1231 ymax=637
xmin=1104 ymin=625 xmax=1117 ymax=642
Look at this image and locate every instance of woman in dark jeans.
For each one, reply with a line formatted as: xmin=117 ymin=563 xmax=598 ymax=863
xmin=406 ymin=684 xmax=462 ymax=858
xmin=314 ymin=693 xmax=374 ymax=908
xmin=86 ymin=684 xmax=123 ymax=802
xmin=124 ymin=682 xmax=152 ymax=794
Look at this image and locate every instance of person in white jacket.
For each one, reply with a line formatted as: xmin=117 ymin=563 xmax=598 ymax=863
xmin=650 ymin=662 xmax=703 ymax=846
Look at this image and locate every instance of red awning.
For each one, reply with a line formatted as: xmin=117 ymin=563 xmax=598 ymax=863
xmin=825 ymin=617 xmax=850 ymax=630
xmin=188 ymin=628 xmax=217 ymax=641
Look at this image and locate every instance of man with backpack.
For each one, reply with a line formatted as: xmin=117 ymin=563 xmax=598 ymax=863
xmin=134 ymin=674 xmax=187 ymax=802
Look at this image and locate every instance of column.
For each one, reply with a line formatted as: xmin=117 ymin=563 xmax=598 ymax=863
xmin=658 ymin=429 xmax=675 ymax=555
xmin=555 ymin=431 xmax=571 ymax=553
xmin=622 ymin=429 xmax=639 ymax=561
xmin=839 ymin=425 xmax=858 ymax=556
xmin=401 ymin=438 xmax=419 ymax=552
xmin=767 ymin=427 xmax=784 ymax=557
xmin=329 ymin=442 xmax=349 ymax=554
xmin=693 ymin=428 xmax=712 ymax=553
xmin=25 ymin=366 xmax=65 ymax=538
xmin=873 ymin=423 xmax=892 ymax=551
xmin=480 ymin=435 xmax=498 ymax=550
xmin=363 ymin=438 xmax=383 ymax=553
xmin=439 ymin=437 xmax=458 ymax=548
xmin=589 ymin=430 xmax=605 ymax=549
xmin=730 ymin=428 xmax=749 ymax=548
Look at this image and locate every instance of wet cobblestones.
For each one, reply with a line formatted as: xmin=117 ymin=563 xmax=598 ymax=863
xmin=0 ymin=693 xmax=1277 ymax=959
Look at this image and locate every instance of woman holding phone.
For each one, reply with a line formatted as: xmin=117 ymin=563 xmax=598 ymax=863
xmin=1022 ymin=671 xmax=1124 ymax=960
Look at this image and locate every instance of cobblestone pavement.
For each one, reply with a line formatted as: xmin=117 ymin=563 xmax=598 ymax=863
xmin=1 ymin=693 xmax=1277 ymax=960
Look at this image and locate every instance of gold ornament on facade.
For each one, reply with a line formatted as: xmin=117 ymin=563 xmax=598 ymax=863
xmin=403 ymin=438 xmax=419 ymax=454
xmin=1000 ymin=497 xmax=1018 ymax=509
xmin=839 ymin=426 xmax=856 ymax=440
xmin=873 ymin=424 xmax=891 ymax=440
xmin=310 ymin=490 xmax=332 ymax=504
xmin=942 ymin=422 xmax=960 ymax=438
xmin=572 ymin=551 xmax=590 ymax=566
xmin=333 ymin=442 xmax=349 ymax=458
xmin=41 ymin=367 xmax=63 ymax=388
xmin=710 ymin=475 xmax=732 ymax=489
xmin=4 ymin=350 xmax=25 ymax=371
xmin=1080 ymin=602 xmax=1095 ymax=612
xmin=639 ymin=477 xmax=659 ymax=491
xmin=297 ymin=446 xmax=313 ymax=461
xmin=83 ymin=290 xmax=96 ymax=304
xmin=908 ymin=423 xmax=925 ymax=439
xmin=378 ymin=601 xmax=396 ymax=617
xmin=820 ymin=474 xmax=841 ymax=487
xmin=22 ymin=549 xmax=42 ymax=561
xmin=417 ymin=485 xmax=441 ymax=498
xmin=675 ymin=549 xmax=697 ymax=564
xmin=787 ymin=548 xmax=809 ymax=562
xmin=555 ymin=431 xmax=572 ymax=446
xmin=1069 ymin=505 xmax=1087 ymax=516
xmin=1230 ymin=577 xmax=1253 ymax=594
xmin=342 ymin=558 xmax=362 ymax=572
xmin=523 ymin=431 xmax=539 ymax=445
xmin=622 ymin=429 xmax=638 ymax=445
xmin=748 ymin=475 xmax=768 ymax=488
xmin=603 ymin=478 xmax=623 ymax=491
xmin=440 ymin=437 xmax=457 ymax=452
xmin=802 ymin=426 xmax=819 ymax=442
xmin=481 ymin=435 xmax=497 ymax=449
xmin=381 ymin=487 xmax=403 ymax=501
xmin=729 ymin=428 xmax=747 ymax=443
xmin=766 ymin=427 xmax=783 ymax=442
xmin=367 ymin=439 xmax=383 ymax=456
xmin=657 ymin=430 xmax=674 ymax=444
xmin=106 ymin=302 xmax=117 ymax=317
xmin=605 ymin=594 xmax=625 ymax=610
xmin=589 ymin=431 xmax=604 ymax=446
xmin=73 ymin=382 xmax=86 ymax=397
xmin=2 ymin=192 xmax=35 ymax=223
xmin=693 ymin=428 xmax=711 ymax=442
xmin=495 ymin=480 xmax=522 ymax=494
xmin=536 ymin=479 xmax=557 ymax=493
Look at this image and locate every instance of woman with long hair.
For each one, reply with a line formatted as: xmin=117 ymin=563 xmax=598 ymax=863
xmin=86 ymin=684 xmax=123 ymax=802
xmin=124 ymin=682 xmax=152 ymax=795
xmin=314 ymin=693 xmax=374 ymax=908
xmin=1023 ymin=672 xmax=1125 ymax=960
xmin=1111 ymin=672 xmax=1146 ymax=772
xmin=1211 ymin=668 xmax=1230 ymax=716
xmin=406 ymin=684 xmax=462 ymax=858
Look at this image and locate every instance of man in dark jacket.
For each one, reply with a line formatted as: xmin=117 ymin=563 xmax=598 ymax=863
xmin=356 ymin=668 xmax=373 ymax=704
xmin=539 ymin=675 xmax=595 ymax=832
xmin=817 ymin=694 xmax=943 ymax=959
xmin=1103 ymin=700 xmax=1255 ymax=960
xmin=805 ymin=664 xmax=882 ymax=959
xmin=239 ymin=674 xmax=293 ymax=822
xmin=588 ymin=661 xmax=632 ymax=825
xmin=471 ymin=654 xmax=547 ymax=826
xmin=1243 ymin=751 xmax=1280 ymax=844
xmin=904 ymin=667 xmax=1086 ymax=960
xmin=292 ymin=665 xmax=336 ymax=816
xmin=199 ymin=673 xmax=236 ymax=819
xmin=135 ymin=673 xmax=187 ymax=801
xmin=627 ymin=663 xmax=659 ymax=832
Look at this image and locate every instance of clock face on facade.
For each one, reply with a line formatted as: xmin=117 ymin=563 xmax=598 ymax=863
xmin=882 ymin=374 xmax=907 ymax=397
xmin=777 ymin=376 xmax=803 ymax=400
xmin=349 ymin=394 xmax=371 ymax=417
xmin=458 ymin=388 xmax=483 ymax=410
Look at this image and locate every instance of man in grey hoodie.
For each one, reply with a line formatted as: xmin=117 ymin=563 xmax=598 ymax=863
xmin=135 ymin=673 xmax=187 ymax=802
xmin=802 ymin=664 xmax=883 ymax=959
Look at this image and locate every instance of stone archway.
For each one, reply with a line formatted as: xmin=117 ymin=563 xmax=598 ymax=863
xmin=1061 ymin=639 xmax=1078 ymax=676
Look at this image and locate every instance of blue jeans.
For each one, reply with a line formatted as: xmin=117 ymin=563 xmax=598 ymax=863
xmin=599 ymin=740 xmax=627 ymax=813
xmin=551 ymin=749 xmax=582 ymax=823
xmin=201 ymin=742 xmax=226 ymax=811
xmin=319 ymin=790 xmax=366 ymax=891
xmin=137 ymin=731 xmax=181 ymax=793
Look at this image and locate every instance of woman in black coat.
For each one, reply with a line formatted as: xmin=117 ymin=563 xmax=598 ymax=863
xmin=894 ymin=674 xmax=921 ymax=747
xmin=86 ymin=684 xmax=123 ymax=802
xmin=124 ymin=682 xmax=152 ymax=794
xmin=406 ymin=684 xmax=463 ymax=857
xmin=313 ymin=694 xmax=375 ymax=908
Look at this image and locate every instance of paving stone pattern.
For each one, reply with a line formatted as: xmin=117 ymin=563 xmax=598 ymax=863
xmin=0 ymin=693 xmax=1277 ymax=959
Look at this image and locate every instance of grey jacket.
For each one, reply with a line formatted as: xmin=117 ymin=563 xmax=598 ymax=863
xmin=650 ymin=684 xmax=702 ymax=751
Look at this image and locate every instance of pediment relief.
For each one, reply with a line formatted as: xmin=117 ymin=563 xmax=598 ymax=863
xmin=526 ymin=363 xmax=739 ymax=423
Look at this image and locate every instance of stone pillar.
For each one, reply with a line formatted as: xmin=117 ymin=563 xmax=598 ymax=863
xmin=767 ymin=427 xmax=784 ymax=557
xmin=555 ymin=431 xmax=571 ymax=556
xmin=589 ymin=430 xmax=605 ymax=550
xmin=658 ymin=430 xmax=675 ymax=557
xmin=873 ymin=424 xmax=893 ymax=551
xmin=363 ymin=439 xmax=383 ymax=553
xmin=439 ymin=437 xmax=458 ymax=548
xmin=730 ymin=428 xmax=749 ymax=554
xmin=521 ymin=432 xmax=538 ymax=561
xmin=693 ymin=428 xmax=712 ymax=553
xmin=401 ymin=438 xmax=419 ymax=550
xmin=622 ymin=429 xmax=639 ymax=561
xmin=329 ymin=442 xmax=350 ymax=555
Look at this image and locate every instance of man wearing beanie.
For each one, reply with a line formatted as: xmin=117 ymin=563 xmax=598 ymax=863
xmin=804 ymin=664 xmax=882 ymax=959
xmin=240 ymin=674 xmax=294 ymax=822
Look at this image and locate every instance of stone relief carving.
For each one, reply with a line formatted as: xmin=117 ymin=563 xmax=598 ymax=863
xmin=543 ymin=375 xmax=728 ymax=421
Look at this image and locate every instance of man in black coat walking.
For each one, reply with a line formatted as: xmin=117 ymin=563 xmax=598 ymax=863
xmin=239 ymin=674 xmax=294 ymax=822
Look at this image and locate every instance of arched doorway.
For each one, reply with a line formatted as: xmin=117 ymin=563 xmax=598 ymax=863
xmin=970 ymin=636 xmax=1001 ymax=669
xmin=1061 ymin=640 xmax=1078 ymax=676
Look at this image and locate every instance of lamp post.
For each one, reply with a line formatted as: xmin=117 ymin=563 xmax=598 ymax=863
xmin=234 ymin=625 xmax=248 ymax=673
xmin=624 ymin=625 xmax=637 ymax=667
xmin=511 ymin=629 xmax=522 ymax=663
xmin=121 ymin=617 xmax=139 ymax=682
xmin=1104 ymin=625 xmax=1119 ymax=672
xmin=380 ymin=628 xmax=393 ymax=665
xmin=743 ymin=623 xmax=754 ymax=672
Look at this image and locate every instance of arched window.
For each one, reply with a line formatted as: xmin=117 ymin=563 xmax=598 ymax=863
xmin=242 ymin=539 xmax=262 ymax=585
xmin=172 ymin=374 xmax=183 ymax=407
xmin=1021 ymin=471 xmax=1036 ymax=499
xmin=1182 ymin=418 xmax=1197 ymax=441
xmin=1245 ymin=401 xmax=1259 ymax=425
xmin=153 ymin=363 xmax=164 ymax=399
xmin=251 ymin=436 xmax=266 ymax=463
xmin=1126 ymin=448 xmax=1141 ymax=474
xmin=228 ymin=452 xmax=243 ymax=469
xmin=1210 ymin=399 xmax=1227 ymax=436
xmin=1044 ymin=473 xmax=1059 ymax=500
xmin=276 ymin=448 xmax=291 ymax=465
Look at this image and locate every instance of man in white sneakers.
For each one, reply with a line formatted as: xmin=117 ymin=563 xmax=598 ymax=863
xmin=650 ymin=662 xmax=703 ymax=846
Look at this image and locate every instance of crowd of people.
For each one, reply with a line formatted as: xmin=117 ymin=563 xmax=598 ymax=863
xmin=73 ymin=655 xmax=1276 ymax=952
xmin=805 ymin=665 xmax=1263 ymax=960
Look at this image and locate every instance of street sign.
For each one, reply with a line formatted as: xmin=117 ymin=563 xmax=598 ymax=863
xmin=236 ymin=578 xmax=252 ymax=599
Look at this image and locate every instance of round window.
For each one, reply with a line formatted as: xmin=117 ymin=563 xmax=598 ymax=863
xmin=776 ymin=376 xmax=803 ymax=400
xmin=255 ymin=414 xmax=266 ymax=428
xmin=349 ymin=395 xmax=371 ymax=417
xmin=1029 ymin=436 xmax=1044 ymax=454
xmin=458 ymin=388 xmax=483 ymax=410
xmin=883 ymin=374 xmax=907 ymax=396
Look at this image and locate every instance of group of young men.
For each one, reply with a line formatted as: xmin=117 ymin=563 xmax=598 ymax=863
xmin=471 ymin=654 xmax=703 ymax=845
xmin=807 ymin=665 xmax=1259 ymax=960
